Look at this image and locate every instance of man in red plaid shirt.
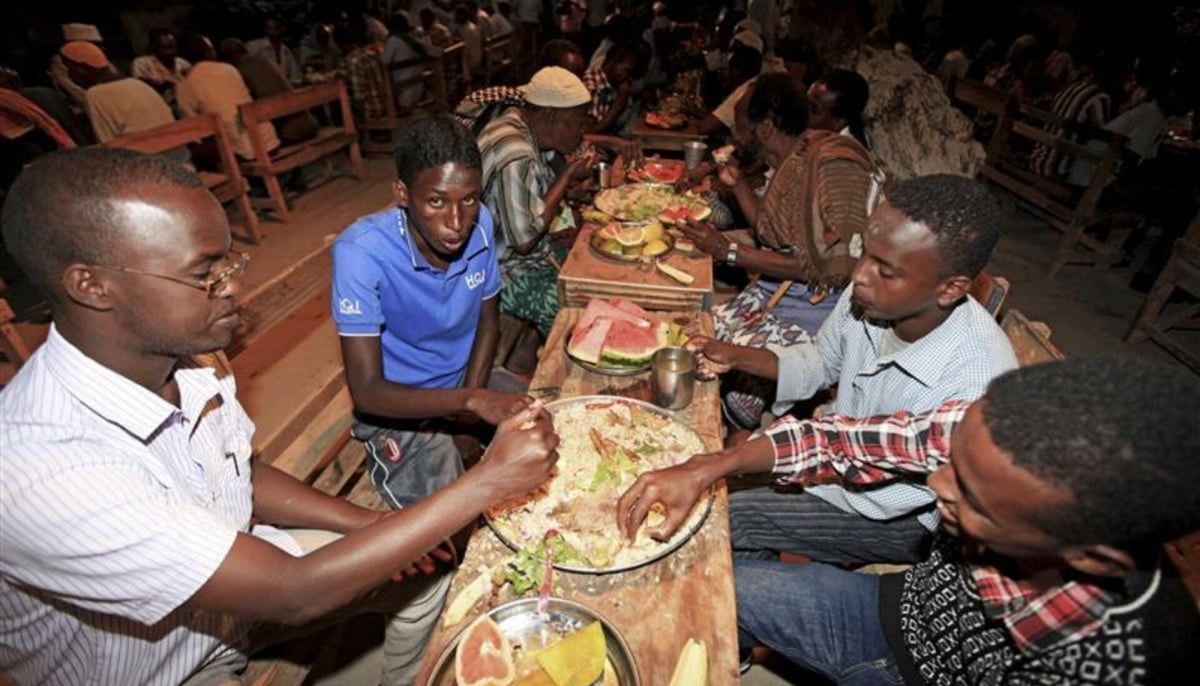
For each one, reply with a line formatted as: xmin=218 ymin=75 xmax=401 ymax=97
xmin=619 ymin=357 xmax=1200 ymax=684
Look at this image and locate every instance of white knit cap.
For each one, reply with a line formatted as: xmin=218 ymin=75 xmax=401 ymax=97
xmin=519 ymin=67 xmax=592 ymax=108
xmin=731 ymin=30 xmax=764 ymax=55
xmin=62 ymin=23 xmax=103 ymax=43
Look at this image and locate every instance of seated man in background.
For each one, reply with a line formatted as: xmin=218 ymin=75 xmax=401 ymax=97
xmin=219 ymin=38 xmax=319 ymax=147
xmin=476 ymin=67 xmax=595 ymax=338
xmin=619 ymin=356 xmax=1199 ymax=684
xmin=0 ymin=147 xmax=559 ymax=685
xmin=582 ymin=40 xmax=638 ymax=134
xmin=687 ymin=74 xmax=879 ymax=353
xmin=60 ymin=42 xmax=176 ymax=145
xmin=131 ymin=28 xmax=191 ymax=110
xmin=248 ymin=17 xmax=302 ymax=84
xmin=333 ymin=115 xmax=530 ymax=514
xmin=688 ymin=174 xmax=1017 ymax=562
xmin=176 ymin=34 xmax=280 ymax=161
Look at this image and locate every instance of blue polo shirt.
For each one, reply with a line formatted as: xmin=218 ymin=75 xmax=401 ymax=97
xmin=331 ymin=205 xmax=501 ymax=389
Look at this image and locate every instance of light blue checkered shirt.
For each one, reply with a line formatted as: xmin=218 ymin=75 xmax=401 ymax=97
xmin=773 ymin=288 xmax=1018 ymax=529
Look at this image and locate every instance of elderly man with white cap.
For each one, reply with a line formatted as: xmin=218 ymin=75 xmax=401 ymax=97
xmin=476 ymin=66 xmax=595 ymax=338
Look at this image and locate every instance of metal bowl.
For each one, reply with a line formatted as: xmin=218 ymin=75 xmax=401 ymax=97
xmin=486 ymin=395 xmax=714 ymax=574
xmin=425 ymin=597 xmax=641 ymax=686
xmin=588 ymin=228 xmax=674 ymax=264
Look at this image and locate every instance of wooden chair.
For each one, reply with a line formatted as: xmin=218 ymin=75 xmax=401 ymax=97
xmin=439 ymin=42 xmax=469 ymax=111
xmin=388 ymin=54 xmax=443 ymax=115
xmin=103 ymin=113 xmax=262 ymax=244
xmin=238 ymin=81 xmax=365 ymax=221
xmin=969 ymin=272 xmax=1011 ymax=319
xmin=359 ymin=55 xmax=404 ymax=157
xmin=948 ymin=78 xmax=1129 ymax=277
xmin=482 ymin=32 xmax=516 ymax=84
xmin=1001 ymin=308 xmax=1065 ymax=366
xmin=1125 ymin=208 xmax=1200 ymax=373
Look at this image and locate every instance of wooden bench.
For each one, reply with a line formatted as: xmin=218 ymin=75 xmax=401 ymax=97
xmin=482 ymin=32 xmax=517 ymax=84
xmin=439 ymin=42 xmax=469 ymax=111
xmin=947 ymin=77 xmax=1128 ymax=277
xmin=221 ymin=243 xmax=390 ymax=684
xmin=359 ymin=54 xmax=404 ymax=157
xmin=969 ymin=271 xmax=1011 ymax=319
xmin=1125 ymin=208 xmax=1200 ymax=373
xmin=389 ymin=53 xmax=445 ymax=114
xmin=1000 ymin=308 xmax=1065 ymax=366
xmin=238 ymin=81 xmax=365 ymax=222
xmin=103 ymin=113 xmax=262 ymax=244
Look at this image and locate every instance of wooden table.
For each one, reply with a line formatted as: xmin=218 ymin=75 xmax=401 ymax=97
xmin=414 ymin=307 xmax=740 ymax=685
xmin=629 ymin=118 xmax=705 ymax=152
xmin=558 ymin=224 xmax=715 ymax=312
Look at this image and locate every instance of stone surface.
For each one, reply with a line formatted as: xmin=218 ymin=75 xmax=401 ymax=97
xmin=845 ymin=47 xmax=987 ymax=181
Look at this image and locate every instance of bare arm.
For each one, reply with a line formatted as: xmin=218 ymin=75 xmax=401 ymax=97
xmin=340 ymin=335 xmax=525 ymax=425
xmin=463 ymin=297 xmax=499 ymax=390
xmin=250 ymin=461 xmax=380 ymax=533
xmin=680 ymin=221 xmax=811 ymax=282
xmin=188 ymin=406 xmax=559 ymax=625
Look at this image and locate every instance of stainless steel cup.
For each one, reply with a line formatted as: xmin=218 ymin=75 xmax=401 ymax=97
xmin=651 ymin=348 xmax=697 ymax=411
xmin=683 ymin=141 xmax=708 ymax=170
xmin=595 ymin=161 xmax=612 ymax=188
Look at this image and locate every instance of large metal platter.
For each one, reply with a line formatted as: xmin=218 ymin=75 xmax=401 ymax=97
xmin=563 ymin=330 xmax=652 ymax=377
xmin=486 ymin=395 xmax=714 ymax=574
xmin=426 ymin=597 xmax=641 ymax=686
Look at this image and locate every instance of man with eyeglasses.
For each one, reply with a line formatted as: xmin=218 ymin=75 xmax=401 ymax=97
xmin=0 ymin=147 xmax=560 ymax=685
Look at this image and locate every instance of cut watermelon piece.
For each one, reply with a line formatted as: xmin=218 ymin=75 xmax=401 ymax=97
xmin=611 ymin=298 xmax=655 ymax=322
xmin=599 ymin=319 xmax=669 ymax=367
xmin=576 ymin=298 xmax=651 ymax=332
xmin=657 ymin=205 xmax=712 ymax=225
xmin=568 ymin=318 xmax=612 ymax=364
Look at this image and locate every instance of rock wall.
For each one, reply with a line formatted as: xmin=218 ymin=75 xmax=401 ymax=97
xmin=843 ymin=47 xmax=986 ymax=181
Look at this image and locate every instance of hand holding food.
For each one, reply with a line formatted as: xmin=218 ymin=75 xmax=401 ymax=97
xmin=684 ymin=335 xmax=736 ymax=379
xmin=480 ymin=404 xmax=559 ymax=502
xmin=616 ymin=457 xmax=715 ymax=542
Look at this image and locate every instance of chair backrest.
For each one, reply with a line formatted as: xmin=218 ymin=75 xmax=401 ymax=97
xmin=1001 ymin=309 xmax=1065 ymax=366
xmin=102 ymin=113 xmax=221 ymax=154
xmin=969 ymin=272 xmax=1010 ymax=319
xmin=947 ymin=76 xmax=1009 ymax=118
xmin=238 ymin=80 xmax=356 ymax=161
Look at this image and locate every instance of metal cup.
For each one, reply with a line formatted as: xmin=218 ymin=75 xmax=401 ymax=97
xmin=595 ymin=161 xmax=612 ymax=188
xmin=683 ymin=141 xmax=708 ymax=170
xmin=651 ymin=347 xmax=697 ymax=411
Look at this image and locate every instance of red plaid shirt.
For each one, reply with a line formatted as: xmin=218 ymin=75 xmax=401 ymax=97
xmin=765 ymin=401 xmax=1118 ymax=653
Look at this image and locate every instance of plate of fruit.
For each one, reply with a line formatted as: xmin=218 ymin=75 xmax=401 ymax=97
xmin=589 ymin=220 xmax=673 ymax=263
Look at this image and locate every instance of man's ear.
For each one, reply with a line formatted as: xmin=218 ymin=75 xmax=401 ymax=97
xmin=935 ymin=275 xmax=973 ymax=308
xmin=394 ymin=180 xmax=409 ymax=208
xmin=61 ymin=264 xmax=115 ymax=311
xmin=1061 ymin=544 xmax=1137 ymax=580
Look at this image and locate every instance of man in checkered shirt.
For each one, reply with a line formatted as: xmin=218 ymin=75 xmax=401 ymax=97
xmin=581 ymin=40 xmax=638 ymax=133
xmin=618 ymin=357 xmax=1200 ymax=684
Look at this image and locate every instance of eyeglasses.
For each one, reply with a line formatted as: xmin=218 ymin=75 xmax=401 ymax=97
xmin=97 ymin=251 xmax=250 ymax=299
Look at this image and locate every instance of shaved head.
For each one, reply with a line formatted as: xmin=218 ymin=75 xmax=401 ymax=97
xmin=1 ymin=148 xmax=203 ymax=303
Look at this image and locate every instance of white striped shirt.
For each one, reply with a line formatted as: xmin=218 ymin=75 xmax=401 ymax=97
xmin=0 ymin=326 xmax=294 ymax=685
xmin=773 ymin=289 xmax=1018 ymax=529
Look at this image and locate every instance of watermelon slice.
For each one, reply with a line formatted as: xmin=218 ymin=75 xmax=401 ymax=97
xmin=568 ymin=318 xmax=613 ymax=364
xmin=575 ymin=298 xmax=651 ymax=332
xmin=611 ymin=298 xmax=654 ymax=321
xmin=657 ymin=205 xmax=713 ymax=225
xmin=599 ymin=319 xmax=670 ymax=367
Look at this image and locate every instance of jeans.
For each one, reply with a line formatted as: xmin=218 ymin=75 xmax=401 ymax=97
xmin=729 ymin=487 xmax=932 ymax=565
xmin=736 ymin=559 xmax=904 ymax=686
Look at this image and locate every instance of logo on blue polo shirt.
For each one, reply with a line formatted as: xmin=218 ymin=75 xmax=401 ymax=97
xmin=464 ymin=270 xmax=486 ymax=289
xmin=339 ymin=298 xmax=363 ymax=315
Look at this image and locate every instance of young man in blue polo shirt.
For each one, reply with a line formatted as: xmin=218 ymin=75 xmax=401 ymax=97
xmin=332 ymin=115 xmax=532 ymax=513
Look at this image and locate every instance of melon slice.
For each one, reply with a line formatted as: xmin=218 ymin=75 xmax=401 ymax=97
xmin=657 ymin=205 xmax=712 ymax=225
xmin=611 ymin=299 xmax=654 ymax=322
xmin=455 ymin=616 xmax=515 ymax=686
xmin=575 ymin=299 xmax=650 ymax=332
xmin=567 ymin=318 xmax=612 ymax=365
xmin=656 ymin=261 xmax=696 ymax=285
xmin=535 ymin=622 xmax=606 ymax=686
xmin=599 ymin=319 xmax=668 ymax=367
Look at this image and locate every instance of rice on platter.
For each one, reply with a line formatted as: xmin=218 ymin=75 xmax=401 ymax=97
xmin=487 ymin=397 xmax=709 ymax=571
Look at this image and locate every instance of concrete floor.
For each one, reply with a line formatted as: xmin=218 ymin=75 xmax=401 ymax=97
xmin=2 ymin=155 xmax=1195 ymax=684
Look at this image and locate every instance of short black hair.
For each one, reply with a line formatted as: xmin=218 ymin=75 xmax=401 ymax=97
xmin=982 ymin=356 xmax=1200 ymax=547
xmin=1 ymin=148 xmax=203 ymax=302
xmin=179 ymin=33 xmax=213 ymax=64
xmin=821 ymin=68 xmax=869 ymax=141
xmin=746 ymin=73 xmax=809 ymax=137
xmin=886 ymin=174 xmax=1002 ymax=278
xmin=727 ymin=44 xmax=763 ymax=81
xmin=537 ymin=39 xmax=583 ymax=70
xmin=392 ymin=115 xmax=481 ymax=186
